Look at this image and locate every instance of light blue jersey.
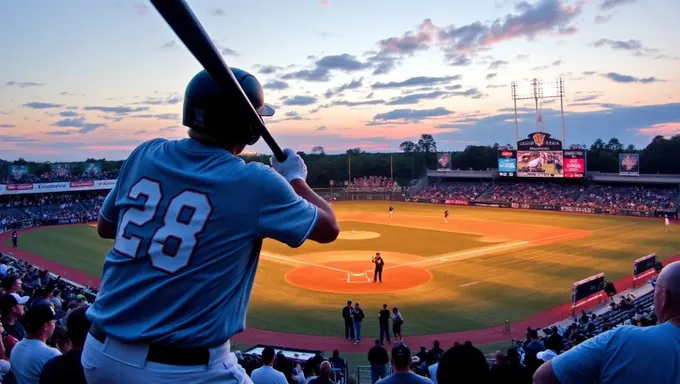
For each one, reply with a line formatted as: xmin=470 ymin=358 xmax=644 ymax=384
xmin=551 ymin=322 xmax=680 ymax=383
xmin=86 ymin=138 xmax=318 ymax=348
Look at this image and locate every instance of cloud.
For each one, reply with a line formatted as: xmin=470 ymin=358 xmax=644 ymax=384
xmin=636 ymin=122 xmax=680 ymax=137
xmin=134 ymin=95 xmax=183 ymax=105
xmin=593 ymin=38 xmax=657 ymax=56
xmin=45 ymin=130 xmax=73 ymax=136
xmin=602 ymin=72 xmax=660 ymax=84
xmin=451 ymin=88 xmax=484 ymax=99
xmin=83 ymin=106 xmax=150 ymax=114
xmin=386 ymin=91 xmax=449 ymax=105
xmin=281 ymin=95 xmax=318 ymax=106
xmin=599 ymin=0 xmax=637 ymax=11
xmin=366 ymin=19 xmax=439 ymax=74
xmin=134 ymin=130 xmax=149 ymax=135
xmin=552 ymin=59 xmax=563 ymax=66
xmin=370 ymin=107 xmax=453 ymax=123
xmin=58 ymin=111 xmax=79 ymax=117
xmin=594 ymin=14 xmax=612 ymax=24
xmin=219 ymin=46 xmax=239 ymax=56
xmin=159 ymin=125 xmax=180 ymax=132
xmin=264 ymin=80 xmax=290 ymax=90
xmin=50 ymin=116 xmax=107 ymax=134
xmin=134 ymin=2 xmax=149 ymax=15
xmin=486 ymin=73 xmax=497 ymax=79
xmin=0 ymin=135 xmax=40 ymax=143
xmin=372 ymin=75 xmax=461 ymax=89
xmin=330 ymin=99 xmax=387 ymax=107
xmin=0 ymin=124 xmax=15 ymax=128
xmin=316 ymin=125 xmax=328 ymax=131
xmin=436 ymin=0 xmax=582 ymax=63
xmin=488 ymin=60 xmax=508 ymax=69
xmin=319 ymin=0 xmax=331 ymax=6
xmin=281 ymin=54 xmax=369 ymax=82
xmin=572 ymin=95 xmax=600 ymax=102
xmin=532 ymin=65 xmax=549 ymax=71
xmin=161 ymin=40 xmax=178 ymax=50
xmin=582 ymin=71 xmax=597 ymax=75
xmin=486 ymin=84 xmax=507 ymax=89
xmin=209 ymin=8 xmax=225 ymax=16
xmin=256 ymin=65 xmax=283 ymax=74
xmin=325 ymin=78 xmax=364 ymax=98
xmin=6 ymin=81 xmax=43 ymax=88
xmin=517 ymin=54 xmax=529 ymax=60
xmin=23 ymin=102 xmax=63 ymax=109
xmin=132 ymin=113 xmax=180 ymax=121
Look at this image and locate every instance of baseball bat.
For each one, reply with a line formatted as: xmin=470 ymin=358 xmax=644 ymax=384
xmin=149 ymin=0 xmax=287 ymax=162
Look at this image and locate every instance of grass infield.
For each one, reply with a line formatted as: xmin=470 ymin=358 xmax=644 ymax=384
xmin=7 ymin=201 xmax=679 ymax=339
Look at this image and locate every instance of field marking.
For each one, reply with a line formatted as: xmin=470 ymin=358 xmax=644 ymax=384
xmin=459 ymin=281 xmax=480 ymax=287
xmin=260 ymin=252 xmax=350 ymax=273
xmin=591 ymin=222 xmax=638 ymax=232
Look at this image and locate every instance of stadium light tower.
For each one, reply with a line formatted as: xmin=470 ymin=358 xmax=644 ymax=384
xmin=511 ymin=77 xmax=566 ymax=144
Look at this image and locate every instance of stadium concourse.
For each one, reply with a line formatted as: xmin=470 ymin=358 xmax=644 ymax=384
xmin=0 ymin=169 xmax=679 ymax=382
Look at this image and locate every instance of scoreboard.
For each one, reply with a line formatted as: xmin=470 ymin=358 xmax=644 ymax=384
xmin=563 ymin=150 xmax=586 ymax=178
xmin=497 ymin=150 xmax=517 ymax=177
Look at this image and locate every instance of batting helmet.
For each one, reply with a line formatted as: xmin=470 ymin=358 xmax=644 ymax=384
xmin=182 ymin=68 xmax=275 ymax=146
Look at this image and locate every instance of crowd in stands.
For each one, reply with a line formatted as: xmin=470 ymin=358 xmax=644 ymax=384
xmin=480 ymin=183 xmax=584 ymax=205
xmin=0 ymin=169 xmax=119 ymax=185
xmin=346 ymin=176 xmax=398 ymax=192
xmin=0 ymin=191 xmax=107 ymax=231
xmin=574 ymin=185 xmax=677 ymax=211
xmin=411 ymin=181 xmax=679 ymax=212
xmin=414 ymin=182 xmax=491 ymax=201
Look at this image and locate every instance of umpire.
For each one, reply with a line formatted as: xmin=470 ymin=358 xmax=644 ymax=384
xmin=372 ymin=252 xmax=384 ymax=283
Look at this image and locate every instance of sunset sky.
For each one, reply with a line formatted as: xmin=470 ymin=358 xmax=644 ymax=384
xmin=1 ymin=0 xmax=679 ymax=161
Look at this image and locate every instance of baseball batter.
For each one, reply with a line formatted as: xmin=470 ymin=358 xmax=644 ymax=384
xmin=81 ymin=68 xmax=340 ymax=383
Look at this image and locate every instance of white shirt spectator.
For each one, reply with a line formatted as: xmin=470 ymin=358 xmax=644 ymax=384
xmin=9 ymin=338 xmax=61 ymax=384
xmin=428 ymin=362 xmax=438 ymax=384
xmin=250 ymin=365 xmax=288 ymax=384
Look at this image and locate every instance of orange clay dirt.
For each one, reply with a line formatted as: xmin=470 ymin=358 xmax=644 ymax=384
xmin=285 ymin=260 xmax=432 ymax=294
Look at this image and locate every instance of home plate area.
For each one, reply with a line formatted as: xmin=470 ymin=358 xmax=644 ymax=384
xmin=284 ymin=260 xmax=432 ymax=294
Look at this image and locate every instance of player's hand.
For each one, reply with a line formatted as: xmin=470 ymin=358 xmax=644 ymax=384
xmin=270 ymin=148 xmax=308 ymax=183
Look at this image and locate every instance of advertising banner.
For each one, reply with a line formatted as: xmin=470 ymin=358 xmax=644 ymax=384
xmin=633 ymin=254 xmax=656 ymax=277
xmin=0 ymin=179 xmax=116 ymax=195
xmin=470 ymin=202 xmax=511 ymax=208
xmin=51 ymin=163 xmax=72 ymax=178
xmin=563 ymin=150 xmax=585 ymax=178
xmin=516 ymin=151 xmax=564 ymax=178
xmin=560 ymin=206 xmax=595 ymax=214
xmin=437 ymin=153 xmax=451 ymax=170
xmin=444 ymin=199 xmax=469 ymax=206
xmin=497 ymin=150 xmax=517 ymax=177
xmin=619 ymin=153 xmax=639 ymax=176
xmin=572 ymin=273 xmax=605 ymax=304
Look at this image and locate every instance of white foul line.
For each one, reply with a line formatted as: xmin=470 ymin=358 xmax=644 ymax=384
xmin=260 ymin=252 xmax=350 ymax=273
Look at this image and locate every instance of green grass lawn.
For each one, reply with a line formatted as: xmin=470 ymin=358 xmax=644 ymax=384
xmin=6 ymin=202 xmax=679 ymax=337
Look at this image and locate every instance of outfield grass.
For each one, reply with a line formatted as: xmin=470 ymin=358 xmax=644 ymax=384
xmin=7 ymin=202 xmax=679 ymax=338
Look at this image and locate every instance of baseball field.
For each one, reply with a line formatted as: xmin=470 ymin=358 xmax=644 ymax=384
xmin=2 ymin=201 xmax=678 ymax=348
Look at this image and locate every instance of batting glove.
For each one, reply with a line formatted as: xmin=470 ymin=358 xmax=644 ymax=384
xmin=271 ymin=148 xmax=308 ymax=183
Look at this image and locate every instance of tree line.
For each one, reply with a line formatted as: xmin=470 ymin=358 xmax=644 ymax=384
xmin=2 ymin=134 xmax=680 ymax=187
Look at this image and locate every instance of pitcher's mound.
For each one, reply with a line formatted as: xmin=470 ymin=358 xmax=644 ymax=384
xmin=337 ymin=231 xmax=380 ymax=240
xmin=285 ymin=261 xmax=432 ymax=294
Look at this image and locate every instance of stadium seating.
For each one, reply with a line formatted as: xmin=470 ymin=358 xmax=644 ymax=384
xmin=346 ymin=176 xmax=398 ymax=192
xmin=413 ymin=181 xmax=491 ymax=201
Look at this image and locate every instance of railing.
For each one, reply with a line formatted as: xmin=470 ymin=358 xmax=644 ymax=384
xmin=355 ymin=365 xmax=392 ymax=384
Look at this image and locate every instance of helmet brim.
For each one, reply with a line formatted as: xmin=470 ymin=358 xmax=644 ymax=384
xmin=258 ymin=103 xmax=275 ymax=117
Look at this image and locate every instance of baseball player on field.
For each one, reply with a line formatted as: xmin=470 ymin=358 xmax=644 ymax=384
xmin=665 ymin=215 xmax=670 ymax=232
xmin=444 ymin=209 xmax=449 ymax=223
xmin=82 ymin=68 xmax=340 ymax=383
xmin=389 ymin=205 xmax=394 ymax=218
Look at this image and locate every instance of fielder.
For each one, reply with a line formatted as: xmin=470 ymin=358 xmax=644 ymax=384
xmin=665 ymin=215 xmax=670 ymax=232
xmin=389 ymin=205 xmax=394 ymax=218
xmin=82 ymin=68 xmax=339 ymax=383
xmin=444 ymin=209 xmax=449 ymax=223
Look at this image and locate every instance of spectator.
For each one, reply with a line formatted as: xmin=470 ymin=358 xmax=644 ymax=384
xmin=39 ymin=306 xmax=89 ymax=383
xmin=522 ymin=329 xmax=545 ymax=374
xmin=307 ymin=361 xmax=333 ymax=384
xmin=2 ymin=293 xmax=28 ymax=341
xmin=430 ymin=341 xmax=444 ymax=361
xmin=415 ymin=346 xmax=428 ymax=363
xmin=328 ymin=349 xmax=346 ymax=382
xmin=251 ymin=347 xmax=287 ymax=384
xmin=31 ymin=288 xmax=52 ymax=309
xmin=0 ymin=322 xmax=12 ymax=379
xmin=427 ymin=359 xmax=438 ymax=384
xmin=534 ymin=261 xmax=680 ymax=384
xmin=391 ymin=307 xmax=403 ymax=342
xmin=49 ymin=290 xmax=62 ymax=311
xmin=243 ymin=353 xmax=262 ymax=376
xmin=377 ymin=343 xmax=432 ymax=384
xmin=489 ymin=347 xmax=531 ymax=383
xmin=2 ymin=276 xmax=22 ymax=296
xmin=378 ymin=304 xmax=391 ymax=345
xmin=436 ymin=344 xmax=489 ymax=383
xmin=368 ymin=339 xmax=389 ymax=384
xmin=10 ymin=305 xmax=61 ymax=383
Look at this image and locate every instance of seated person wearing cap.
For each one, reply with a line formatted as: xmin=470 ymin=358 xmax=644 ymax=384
xmin=10 ymin=306 xmax=61 ymax=383
xmin=40 ymin=306 xmax=91 ymax=384
xmin=377 ymin=343 xmax=432 ymax=384
xmin=2 ymin=292 xmax=29 ymax=341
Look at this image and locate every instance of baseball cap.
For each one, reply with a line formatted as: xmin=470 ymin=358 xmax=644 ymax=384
xmin=537 ymin=349 xmax=557 ymax=362
xmin=391 ymin=343 xmax=411 ymax=366
xmin=76 ymin=294 xmax=87 ymax=302
xmin=1 ymin=293 xmax=29 ymax=314
xmin=23 ymin=305 xmax=56 ymax=333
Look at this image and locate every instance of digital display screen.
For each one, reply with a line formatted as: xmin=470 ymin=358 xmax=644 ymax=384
xmin=517 ymin=151 xmax=564 ymax=178
xmin=572 ymin=273 xmax=605 ymax=304
xmin=497 ymin=150 xmax=517 ymax=177
xmin=563 ymin=150 xmax=585 ymax=178
xmin=633 ymin=254 xmax=656 ymax=277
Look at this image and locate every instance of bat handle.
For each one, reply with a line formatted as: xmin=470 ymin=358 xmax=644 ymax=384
xmin=260 ymin=128 xmax=287 ymax=162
